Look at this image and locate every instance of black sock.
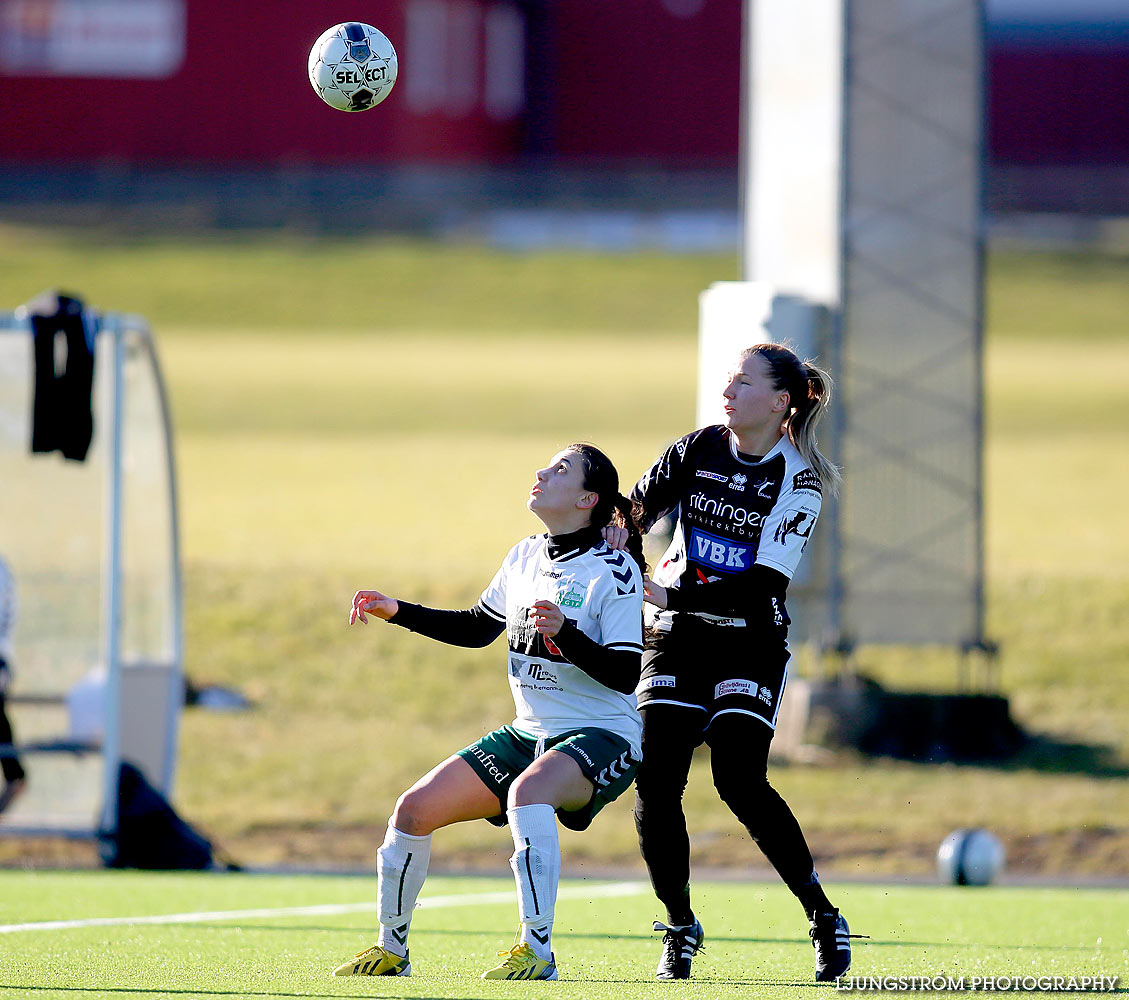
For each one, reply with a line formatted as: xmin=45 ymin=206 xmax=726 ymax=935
xmin=664 ymin=886 xmax=694 ymax=928
xmin=793 ymin=873 xmax=834 ymax=919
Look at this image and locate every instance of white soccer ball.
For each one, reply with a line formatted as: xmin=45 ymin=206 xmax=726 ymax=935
xmin=308 ymin=22 xmax=398 ymax=112
xmin=937 ymin=828 xmax=1005 ymax=886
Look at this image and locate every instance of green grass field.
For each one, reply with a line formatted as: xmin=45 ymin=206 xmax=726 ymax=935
xmin=0 ymin=226 xmax=1127 ymax=877
xmin=0 ymin=871 xmax=1125 ymax=999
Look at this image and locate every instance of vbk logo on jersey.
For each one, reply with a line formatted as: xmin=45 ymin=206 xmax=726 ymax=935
xmin=729 ymin=472 xmax=747 ymax=492
xmin=696 ymin=470 xmax=728 ymax=482
xmin=689 ymin=528 xmax=752 ymax=573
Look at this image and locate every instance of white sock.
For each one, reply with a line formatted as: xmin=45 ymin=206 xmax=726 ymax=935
xmin=376 ymin=823 xmax=431 ymax=957
xmin=508 ymin=803 xmax=560 ymax=961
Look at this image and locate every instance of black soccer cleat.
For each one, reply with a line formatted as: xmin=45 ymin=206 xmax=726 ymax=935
xmin=809 ymin=908 xmax=852 ymax=982
xmin=653 ymin=916 xmax=705 ymax=980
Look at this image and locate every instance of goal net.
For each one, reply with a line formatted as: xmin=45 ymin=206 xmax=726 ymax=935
xmin=0 ymin=303 xmax=182 ymax=840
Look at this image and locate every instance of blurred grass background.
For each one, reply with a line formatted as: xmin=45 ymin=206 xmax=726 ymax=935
xmin=1 ymin=226 xmax=1126 ymax=876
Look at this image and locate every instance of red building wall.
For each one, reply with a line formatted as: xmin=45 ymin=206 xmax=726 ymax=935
xmin=1 ymin=0 xmax=1127 ymax=170
xmin=0 ymin=0 xmax=525 ymax=163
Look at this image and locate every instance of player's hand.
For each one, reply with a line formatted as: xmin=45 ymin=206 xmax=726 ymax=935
xmin=643 ymin=577 xmax=668 ymax=610
xmin=601 ymin=525 xmax=629 ymax=550
xmin=531 ymin=600 xmax=565 ymax=637
xmin=350 ymin=589 xmax=399 ymax=625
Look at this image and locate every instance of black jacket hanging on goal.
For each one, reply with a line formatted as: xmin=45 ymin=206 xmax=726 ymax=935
xmin=30 ymin=292 xmax=95 ymax=463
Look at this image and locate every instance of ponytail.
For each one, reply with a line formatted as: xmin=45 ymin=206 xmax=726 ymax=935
xmin=610 ymin=494 xmax=647 ymax=575
xmin=790 ymin=359 xmax=842 ymax=497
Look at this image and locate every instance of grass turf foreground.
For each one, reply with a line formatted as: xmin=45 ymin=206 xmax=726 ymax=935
xmin=0 ymin=871 xmax=1125 ymax=999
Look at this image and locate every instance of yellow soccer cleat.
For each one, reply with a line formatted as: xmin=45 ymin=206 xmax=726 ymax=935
xmin=332 ymin=943 xmax=411 ymax=977
xmin=481 ymin=941 xmax=558 ymax=980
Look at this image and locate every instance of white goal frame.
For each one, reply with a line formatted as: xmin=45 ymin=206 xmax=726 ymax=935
xmin=0 ymin=307 xmax=183 ymax=841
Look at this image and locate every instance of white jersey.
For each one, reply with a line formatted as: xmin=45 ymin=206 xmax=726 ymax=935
xmin=478 ymin=534 xmax=644 ymax=753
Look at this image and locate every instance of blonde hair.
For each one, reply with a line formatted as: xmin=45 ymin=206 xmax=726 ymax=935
xmin=739 ymin=343 xmax=842 ymax=497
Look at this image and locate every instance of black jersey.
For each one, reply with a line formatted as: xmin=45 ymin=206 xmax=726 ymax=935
xmin=630 ymin=425 xmax=822 ymax=630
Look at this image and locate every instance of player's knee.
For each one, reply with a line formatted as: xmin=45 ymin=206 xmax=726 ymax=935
xmin=506 ymin=772 xmax=537 ymax=809
xmin=633 ymin=780 xmax=684 ymax=833
xmin=390 ymin=787 xmax=438 ymax=836
xmin=507 ymin=769 xmax=561 ymax=809
xmin=712 ymin=767 xmax=769 ymax=814
xmin=634 ymin=756 xmax=687 ymax=803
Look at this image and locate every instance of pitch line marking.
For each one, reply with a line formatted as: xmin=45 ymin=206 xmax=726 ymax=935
xmin=0 ymin=880 xmax=646 ymax=935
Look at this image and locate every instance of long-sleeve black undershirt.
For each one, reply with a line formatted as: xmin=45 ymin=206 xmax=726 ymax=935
xmin=546 ymin=620 xmax=640 ymax=695
xmin=661 ymin=563 xmax=790 ymax=619
xmin=389 ymin=601 xmax=641 ymax=695
xmin=389 ymin=602 xmax=504 ymax=647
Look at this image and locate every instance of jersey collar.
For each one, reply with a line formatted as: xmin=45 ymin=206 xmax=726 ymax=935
xmin=727 ymin=429 xmax=786 ymax=466
xmin=545 ymin=525 xmax=603 ymax=562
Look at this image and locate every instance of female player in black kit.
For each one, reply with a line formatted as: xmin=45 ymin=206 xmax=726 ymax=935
xmin=610 ymin=342 xmax=856 ymax=982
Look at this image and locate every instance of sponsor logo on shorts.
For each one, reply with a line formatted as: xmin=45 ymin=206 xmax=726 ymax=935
xmin=715 ymin=678 xmax=755 ymax=698
xmin=771 ymin=596 xmax=784 ymax=626
xmin=759 ymin=685 xmax=773 ymax=704
xmin=467 ymin=747 xmax=511 ymax=785
xmin=639 ymin=674 xmax=677 ymax=691
xmin=566 ymin=743 xmax=595 ymax=767
xmin=696 ymin=470 xmax=728 ymax=482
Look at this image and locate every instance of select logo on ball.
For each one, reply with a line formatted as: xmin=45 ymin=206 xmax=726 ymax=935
xmin=308 ymin=22 xmax=398 ymax=113
xmin=334 ymin=66 xmax=389 ymax=86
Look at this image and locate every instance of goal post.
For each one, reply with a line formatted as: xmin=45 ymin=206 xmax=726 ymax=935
xmin=703 ymin=0 xmax=988 ymax=655
xmin=0 ymin=303 xmax=183 ymax=844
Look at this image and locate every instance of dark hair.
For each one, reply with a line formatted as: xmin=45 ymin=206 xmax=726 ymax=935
xmin=565 ymin=443 xmax=647 ymax=573
xmin=739 ymin=343 xmax=842 ymax=496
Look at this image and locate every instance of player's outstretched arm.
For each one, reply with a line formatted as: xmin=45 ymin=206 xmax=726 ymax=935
xmin=350 ymin=589 xmax=400 ymax=625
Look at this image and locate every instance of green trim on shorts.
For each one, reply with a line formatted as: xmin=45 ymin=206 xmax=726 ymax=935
xmin=457 ymin=724 xmax=640 ymax=832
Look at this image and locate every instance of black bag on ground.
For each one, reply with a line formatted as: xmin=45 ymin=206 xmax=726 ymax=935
xmin=99 ymin=761 xmax=232 ymax=870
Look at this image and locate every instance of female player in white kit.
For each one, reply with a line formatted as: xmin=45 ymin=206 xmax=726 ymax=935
xmin=332 ymin=443 xmax=645 ymax=981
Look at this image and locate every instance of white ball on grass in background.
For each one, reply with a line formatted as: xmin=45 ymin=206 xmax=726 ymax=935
xmin=308 ymin=22 xmax=398 ymax=112
xmin=937 ymin=828 xmax=1005 ymax=885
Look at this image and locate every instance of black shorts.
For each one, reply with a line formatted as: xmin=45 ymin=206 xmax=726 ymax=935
xmin=634 ymin=614 xmax=790 ymax=736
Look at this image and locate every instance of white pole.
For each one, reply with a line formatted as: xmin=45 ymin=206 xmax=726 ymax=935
xmin=98 ymin=318 xmax=125 ymax=838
